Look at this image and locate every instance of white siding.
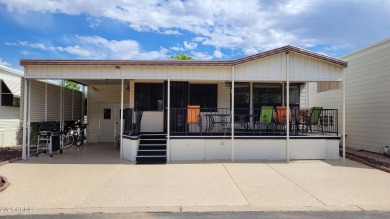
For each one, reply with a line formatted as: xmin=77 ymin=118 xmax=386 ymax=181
xmin=63 ymin=89 xmax=73 ymax=121
xmin=308 ymin=39 xmax=390 ymax=153
xmin=0 ymin=106 xmax=20 ymax=147
xmin=87 ymin=85 xmax=131 ymax=143
xmin=289 ymin=53 xmax=343 ymax=82
xmin=308 ymin=82 xmax=343 ymax=137
xmin=73 ymin=91 xmax=82 ymax=121
xmin=21 ymin=80 xmax=83 ymax=123
xmin=26 ymin=65 xmax=232 ymax=81
xmin=29 ymin=80 xmax=46 ymax=122
xmin=234 ymin=53 xmax=343 ymax=82
xmin=46 ymin=83 xmax=61 ymax=121
xmin=235 ymin=53 xmax=285 ymax=81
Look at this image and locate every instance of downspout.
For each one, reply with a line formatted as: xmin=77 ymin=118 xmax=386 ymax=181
xmin=167 ymin=77 xmax=171 ymax=162
xmin=231 ymin=66 xmax=235 ymax=161
xmin=286 ymin=52 xmax=290 ymax=163
xmin=120 ymin=79 xmax=124 ymax=158
xmin=342 ymin=68 xmax=346 ymax=160
xmin=22 ymin=78 xmax=28 ymax=160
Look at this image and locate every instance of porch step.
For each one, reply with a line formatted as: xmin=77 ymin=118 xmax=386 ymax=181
xmin=136 ymin=155 xmax=167 ymax=164
xmin=138 ymin=151 xmax=166 ymax=156
xmin=140 ymin=139 xmax=167 ymax=144
xmin=138 ymin=145 xmax=166 ymax=150
xmin=136 ymin=134 xmax=167 ymax=164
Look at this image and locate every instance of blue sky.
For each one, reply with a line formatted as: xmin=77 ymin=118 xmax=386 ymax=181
xmin=1 ymin=0 xmax=390 ymax=70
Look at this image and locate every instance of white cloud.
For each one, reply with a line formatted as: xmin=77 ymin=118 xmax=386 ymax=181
xmin=1 ymin=0 xmax=390 ymax=56
xmin=6 ymin=36 xmax=170 ymax=60
xmin=86 ymin=17 xmax=102 ymax=29
xmin=213 ymin=50 xmax=223 ymax=59
xmin=0 ymin=58 xmax=10 ymax=66
xmin=170 ymin=45 xmax=184 ymax=51
xmin=191 ymin=51 xmax=213 ymax=60
xmin=183 ymin=41 xmax=197 ymax=50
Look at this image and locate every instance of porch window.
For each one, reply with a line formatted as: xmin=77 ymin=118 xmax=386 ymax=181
xmin=135 ymin=83 xmax=163 ymax=111
xmin=189 ymin=84 xmax=217 ymax=111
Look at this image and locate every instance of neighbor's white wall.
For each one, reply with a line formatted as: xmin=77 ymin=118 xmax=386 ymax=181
xmin=308 ymin=39 xmax=390 ymax=153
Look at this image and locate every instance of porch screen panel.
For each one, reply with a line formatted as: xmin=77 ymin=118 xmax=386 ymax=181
xmin=63 ymin=88 xmax=73 ymax=121
xmin=253 ymin=84 xmax=281 ymax=108
xmin=135 ymin=83 xmax=163 ymax=111
xmin=73 ymin=91 xmax=82 ymax=121
xmin=46 ymin=84 xmax=61 ymax=121
xmin=189 ymin=84 xmax=217 ymax=111
xmin=29 ymin=80 xmax=46 ymax=122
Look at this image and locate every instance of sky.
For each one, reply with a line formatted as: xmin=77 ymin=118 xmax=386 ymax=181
xmin=0 ymin=0 xmax=390 ymax=70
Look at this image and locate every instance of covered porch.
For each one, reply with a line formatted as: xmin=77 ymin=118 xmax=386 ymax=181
xmin=20 ymin=45 xmax=347 ymax=162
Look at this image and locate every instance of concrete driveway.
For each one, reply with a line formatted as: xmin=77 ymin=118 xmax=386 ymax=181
xmin=1 ymin=143 xmax=390 ymax=215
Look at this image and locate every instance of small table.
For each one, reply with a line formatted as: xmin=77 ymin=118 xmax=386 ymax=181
xmin=204 ymin=114 xmax=231 ymax=132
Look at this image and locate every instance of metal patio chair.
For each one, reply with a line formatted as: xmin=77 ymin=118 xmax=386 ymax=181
xmin=255 ymin=106 xmax=275 ymax=135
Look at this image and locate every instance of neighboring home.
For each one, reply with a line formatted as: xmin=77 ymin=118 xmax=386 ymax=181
xmin=20 ymin=45 xmax=347 ymax=162
xmin=0 ymin=65 xmax=23 ymax=147
xmin=308 ymin=38 xmax=390 ymax=153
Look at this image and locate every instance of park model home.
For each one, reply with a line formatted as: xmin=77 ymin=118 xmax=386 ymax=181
xmin=20 ymin=45 xmax=347 ymax=162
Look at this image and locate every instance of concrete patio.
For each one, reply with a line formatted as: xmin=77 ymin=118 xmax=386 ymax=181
xmin=1 ymin=143 xmax=390 ymax=215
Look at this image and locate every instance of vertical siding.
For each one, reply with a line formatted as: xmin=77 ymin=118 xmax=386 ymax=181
xmin=234 ymin=53 xmax=285 ymax=81
xmin=46 ymin=84 xmax=61 ymax=121
xmin=87 ymin=85 xmax=130 ymax=143
xmin=219 ymin=82 xmax=231 ymax=109
xmin=289 ymin=53 xmax=343 ymax=81
xmin=299 ymin=83 xmax=307 ymax=108
xmin=73 ymin=91 xmax=82 ymax=121
xmin=0 ymin=106 xmax=20 ymax=146
xmin=29 ymin=80 xmax=46 ymax=122
xmin=308 ymin=39 xmax=390 ymax=153
xmin=63 ymin=89 xmax=73 ymax=121
xmin=341 ymin=41 xmax=390 ymax=152
xmin=308 ymin=82 xmax=343 ymax=137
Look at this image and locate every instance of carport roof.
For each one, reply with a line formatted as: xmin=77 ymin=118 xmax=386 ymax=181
xmin=20 ymin=45 xmax=348 ymax=68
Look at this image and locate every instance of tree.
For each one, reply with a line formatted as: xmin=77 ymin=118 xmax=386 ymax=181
xmin=169 ymin=53 xmax=192 ymax=60
xmin=64 ymin=81 xmax=81 ymax=91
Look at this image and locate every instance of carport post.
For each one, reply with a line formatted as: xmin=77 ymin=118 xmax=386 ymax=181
xmin=27 ymin=79 xmax=31 ymax=159
xmin=120 ymin=79 xmax=124 ymax=158
xmin=167 ymin=77 xmax=171 ymax=162
xmin=60 ymin=80 xmax=64 ymax=147
xmin=286 ymin=52 xmax=290 ymax=163
xmin=22 ymin=78 xmax=28 ymax=160
xmin=231 ymin=67 xmax=235 ymax=161
xmin=342 ymin=68 xmax=346 ymax=160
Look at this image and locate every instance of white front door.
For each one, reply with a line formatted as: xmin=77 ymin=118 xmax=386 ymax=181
xmin=99 ymin=105 xmax=115 ymax=142
xmin=99 ymin=104 xmax=125 ymax=142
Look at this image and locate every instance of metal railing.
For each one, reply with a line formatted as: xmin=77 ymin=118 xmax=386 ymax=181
xmin=170 ymin=107 xmax=338 ymax=136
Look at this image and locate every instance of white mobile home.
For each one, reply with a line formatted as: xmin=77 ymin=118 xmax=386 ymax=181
xmin=308 ymin=38 xmax=390 ymax=153
xmin=0 ymin=65 xmax=23 ymax=147
xmin=20 ymin=45 xmax=347 ymax=162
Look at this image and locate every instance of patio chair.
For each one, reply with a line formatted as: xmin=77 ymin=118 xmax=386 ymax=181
xmin=255 ymin=106 xmax=275 ymax=135
xmin=275 ymin=106 xmax=290 ymax=134
xmin=304 ymin=107 xmax=323 ymax=134
xmin=187 ymin=105 xmax=202 ymax=133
